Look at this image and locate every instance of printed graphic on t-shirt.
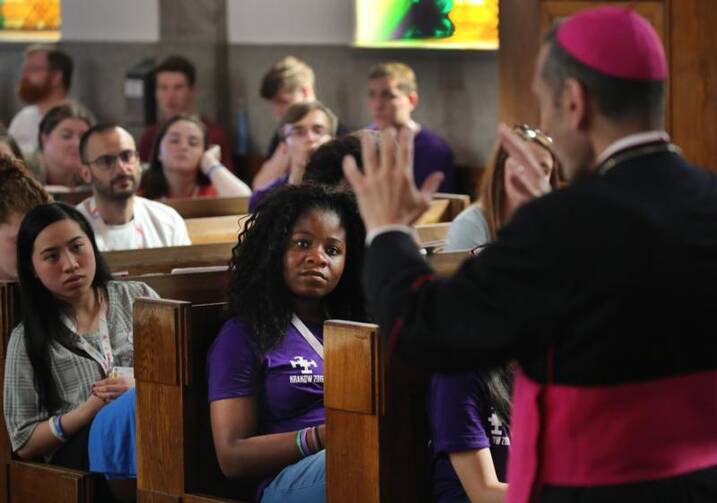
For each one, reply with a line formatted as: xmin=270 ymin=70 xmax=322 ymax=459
xmin=488 ymin=411 xmax=511 ymax=446
xmin=289 ymin=355 xmax=324 ymax=384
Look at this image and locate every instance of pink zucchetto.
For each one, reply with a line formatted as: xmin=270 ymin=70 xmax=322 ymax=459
xmin=556 ymin=6 xmax=667 ymax=81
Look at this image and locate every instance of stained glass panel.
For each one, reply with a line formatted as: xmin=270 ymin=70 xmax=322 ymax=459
xmin=355 ymin=0 xmax=498 ymax=50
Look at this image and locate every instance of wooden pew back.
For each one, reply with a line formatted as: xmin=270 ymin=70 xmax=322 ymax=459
xmin=134 ymin=298 xmax=248 ymax=502
xmin=324 ymin=249 xmax=469 ymax=503
xmin=104 ymin=242 xmax=234 ymax=275
xmin=164 ymin=196 xmax=250 ymax=219
xmin=185 ymin=215 xmax=248 ymax=244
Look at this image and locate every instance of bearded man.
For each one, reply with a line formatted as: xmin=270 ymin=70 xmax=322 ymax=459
xmin=9 ymin=45 xmax=74 ymax=157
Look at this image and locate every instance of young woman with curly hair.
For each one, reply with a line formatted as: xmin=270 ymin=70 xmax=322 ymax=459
xmin=207 ymin=184 xmax=367 ymax=503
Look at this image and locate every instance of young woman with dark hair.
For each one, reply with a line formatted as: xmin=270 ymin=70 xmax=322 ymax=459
xmin=139 ymin=113 xmax=251 ymax=199
xmin=3 ymin=202 xmax=158 ymax=473
xmin=207 ymin=184 xmax=367 ymax=503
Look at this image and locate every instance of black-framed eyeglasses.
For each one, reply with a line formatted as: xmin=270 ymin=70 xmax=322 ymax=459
xmin=84 ymin=149 xmax=139 ymax=171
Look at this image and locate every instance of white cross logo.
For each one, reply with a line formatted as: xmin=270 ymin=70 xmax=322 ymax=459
xmin=488 ymin=412 xmax=503 ymax=437
xmin=290 ymin=356 xmax=317 ymax=375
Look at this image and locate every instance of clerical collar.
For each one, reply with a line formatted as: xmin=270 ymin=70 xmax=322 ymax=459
xmin=595 ymin=130 xmax=679 ymax=175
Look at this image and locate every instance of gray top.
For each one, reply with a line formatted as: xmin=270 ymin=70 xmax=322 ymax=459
xmin=3 ymin=280 xmax=159 ymax=452
xmin=444 ymin=204 xmax=492 ymax=251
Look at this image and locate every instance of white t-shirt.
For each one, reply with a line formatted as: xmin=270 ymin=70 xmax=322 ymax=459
xmin=77 ymin=196 xmax=191 ymax=251
xmin=8 ymin=105 xmax=42 ymax=157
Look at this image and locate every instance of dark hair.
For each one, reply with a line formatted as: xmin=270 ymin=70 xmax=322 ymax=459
xmin=480 ymin=367 xmax=513 ymax=425
xmin=303 ymin=132 xmax=368 ymax=187
xmin=78 ymin=122 xmax=123 ymax=163
xmin=26 ymin=45 xmax=74 ymax=91
xmin=278 ymin=101 xmax=338 ymax=141
xmin=0 ymin=123 xmax=25 ymax=162
xmin=228 ymin=184 xmax=367 ymax=352
xmin=16 ymin=202 xmax=112 ymax=412
xmin=0 ymin=155 xmax=51 ymax=223
xmin=541 ymin=24 xmax=665 ymax=127
xmin=139 ymin=114 xmax=210 ymax=199
xmin=38 ymin=101 xmax=95 ymax=151
xmin=260 ymin=56 xmax=315 ymax=100
xmin=154 ymin=55 xmax=196 ymax=87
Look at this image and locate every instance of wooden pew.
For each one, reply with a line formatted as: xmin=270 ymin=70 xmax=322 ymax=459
xmin=47 ymin=188 xmax=92 ymax=206
xmin=105 ymin=242 xmax=234 ymax=276
xmin=0 ymin=269 xmax=230 ymax=503
xmin=134 ymin=298 xmax=248 ymax=503
xmin=164 ymin=196 xmax=250 ymax=219
xmin=415 ymin=193 xmax=471 ymax=225
xmin=434 ymin=193 xmax=471 ymax=221
xmin=324 ymin=249 xmax=468 ymax=503
xmin=415 ymin=223 xmax=450 ymax=245
xmin=185 ymin=215 xmax=248 ymax=245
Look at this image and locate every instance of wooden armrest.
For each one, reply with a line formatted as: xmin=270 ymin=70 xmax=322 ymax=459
xmin=184 ymin=494 xmax=249 ymax=503
xmin=9 ymin=460 xmax=96 ymax=503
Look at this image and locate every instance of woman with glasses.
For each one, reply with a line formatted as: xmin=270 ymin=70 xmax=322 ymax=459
xmin=37 ymin=101 xmax=94 ymax=189
xmin=139 ymin=114 xmax=251 ymax=199
xmin=445 ymin=124 xmax=561 ymax=253
xmin=249 ymin=101 xmax=337 ymax=211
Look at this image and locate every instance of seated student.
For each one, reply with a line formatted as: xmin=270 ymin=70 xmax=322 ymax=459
xmin=139 ymin=114 xmax=251 ymax=199
xmin=428 ymin=369 xmax=512 ymax=503
xmin=2 ymin=202 xmax=158 ymax=480
xmin=0 ymin=155 xmax=51 ymax=281
xmin=254 ymin=56 xmax=349 ymax=189
xmin=37 ymin=101 xmax=94 ymax=189
xmin=207 ymin=184 xmax=367 ymax=503
xmin=138 ymin=55 xmax=235 ymax=172
xmin=76 ymin=123 xmax=191 ymax=251
xmin=445 ymin=124 xmax=560 ymax=251
xmin=249 ymin=102 xmax=337 ymax=211
xmin=0 ymin=123 xmax=26 ymax=162
xmin=367 ymin=62 xmax=456 ymax=192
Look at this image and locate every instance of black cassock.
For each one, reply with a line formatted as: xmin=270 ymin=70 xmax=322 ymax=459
xmin=364 ymin=141 xmax=717 ymax=503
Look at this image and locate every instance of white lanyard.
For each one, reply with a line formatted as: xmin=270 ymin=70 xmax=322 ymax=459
xmin=291 ymin=314 xmax=324 ymax=360
xmin=61 ymin=301 xmax=114 ymax=375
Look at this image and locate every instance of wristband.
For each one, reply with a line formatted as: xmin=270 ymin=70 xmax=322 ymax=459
xmin=48 ymin=416 xmax=67 ymax=442
xmin=295 ymin=430 xmax=307 ymax=458
xmin=205 ymin=162 xmax=224 ymax=178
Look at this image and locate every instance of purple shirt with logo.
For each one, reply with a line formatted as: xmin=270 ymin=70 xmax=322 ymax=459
xmin=207 ymin=316 xmax=324 ymax=499
xmin=427 ymin=372 xmax=511 ymax=503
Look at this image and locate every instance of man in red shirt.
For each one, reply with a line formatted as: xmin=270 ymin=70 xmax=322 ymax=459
xmin=137 ymin=55 xmax=235 ymax=172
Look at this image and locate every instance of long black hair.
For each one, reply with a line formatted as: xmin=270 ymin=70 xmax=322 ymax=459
xmin=228 ymin=184 xmax=367 ymax=352
xmin=140 ymin=114 xmax=211 ymax=199
xmin=16 ymin=202 xmax=112 ymax=412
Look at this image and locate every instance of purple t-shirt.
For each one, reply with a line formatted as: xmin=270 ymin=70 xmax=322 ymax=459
xmin=249 ymin=174 xmax=289 ymax=212
xmin=207 ymin=316 xmax=325 ymax=433
xmin=427 ymin=372 xmax=511 ymax=503
xmin=367 ymin=124 xmax=456 ymax=192
xmin=414 ymin=127 xmax=456 ymax=193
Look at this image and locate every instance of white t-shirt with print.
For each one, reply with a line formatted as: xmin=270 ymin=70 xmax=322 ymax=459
xmin=8 ymin=105 xmax=42 ymax=157
xmin=77 ymin=196 xmax=191 ymax=251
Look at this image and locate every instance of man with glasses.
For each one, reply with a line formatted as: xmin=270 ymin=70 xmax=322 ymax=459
xmin=367 ymin=62 xmax=455 ymax=192
xmin=76 ymin=123 xmax=190 ymax=251
xmin=9 ymin=45 xmax=74 ymax=157
xmin=249 ymin=101 xmax=337 ymax=211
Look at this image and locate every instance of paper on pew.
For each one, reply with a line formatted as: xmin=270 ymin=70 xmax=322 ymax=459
xmin=170 ymin=265 xmax=229 ymax=274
